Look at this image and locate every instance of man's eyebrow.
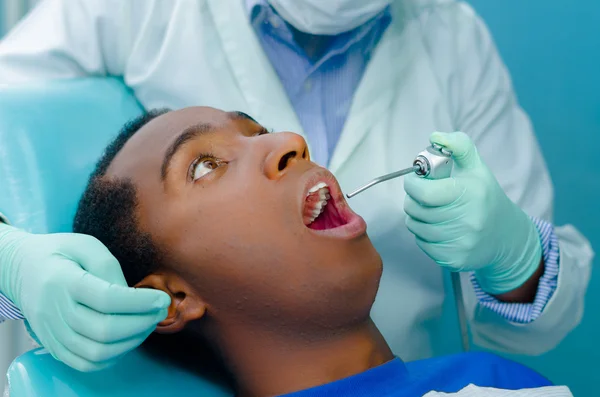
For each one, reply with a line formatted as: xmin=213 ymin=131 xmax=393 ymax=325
xmin=229 ymin=111 xmax=270 ymax=135
xmin=230 ymin=111 xmax=258 ymax=123
xmin=160 ymin=123 xmax=215 ymax=180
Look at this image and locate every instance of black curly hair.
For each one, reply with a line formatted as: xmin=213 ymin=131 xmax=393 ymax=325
xmin=73 ymin=108 xmax=230 ymax=385
xmin=73 ymin=108 xmax=169 ymax=285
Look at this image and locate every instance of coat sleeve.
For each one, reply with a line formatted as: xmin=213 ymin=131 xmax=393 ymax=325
xmin=0 ymin=213 xmax=24 ymax=322
xmin=0 ymin=0 xmax=132 ymax=83
xmin=432 ymin=2 xmax=593 ymax=355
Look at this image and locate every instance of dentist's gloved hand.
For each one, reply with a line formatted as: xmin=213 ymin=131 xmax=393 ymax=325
xmin=403 ymin=132 xmax=542 ymax=295
xmin=0 ymin=223 xmax=170 ymax=372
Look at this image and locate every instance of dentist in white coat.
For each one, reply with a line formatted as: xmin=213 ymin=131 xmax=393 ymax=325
xmin=0 ymin=0 xmax=593 ymax=372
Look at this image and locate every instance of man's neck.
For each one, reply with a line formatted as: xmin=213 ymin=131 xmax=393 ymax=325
xmin=215 ymin=318 xmax=394 ymax=397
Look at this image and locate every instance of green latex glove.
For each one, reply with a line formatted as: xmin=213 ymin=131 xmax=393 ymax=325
xmin=0 ymin=223 xmax=170 ymax=371
xmin=403 ymin=132 xmax=542 ymax=294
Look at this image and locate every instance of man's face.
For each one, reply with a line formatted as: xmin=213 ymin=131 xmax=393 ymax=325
xmin=106 ymin=107 xmax=382 ymax=332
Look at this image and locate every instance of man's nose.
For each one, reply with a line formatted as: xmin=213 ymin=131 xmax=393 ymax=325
xmin=264 ymin=132 xmax=309 ymax=180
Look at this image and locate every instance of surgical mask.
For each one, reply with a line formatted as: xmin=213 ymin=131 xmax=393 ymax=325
xmin=268 ymin=0 xmax=392 ymax=36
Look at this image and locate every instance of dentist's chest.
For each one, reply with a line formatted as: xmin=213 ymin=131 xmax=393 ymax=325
xmin=125 ymin=10 xmax=453 ymax=250
xmin=122 ymin=7 xmax=463 ymax=355
xmin=124 ymin=4 xmax=456 ymax=263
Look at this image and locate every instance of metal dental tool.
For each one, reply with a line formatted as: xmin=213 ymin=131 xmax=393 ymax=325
xmin=346 ymin=143 xmax=453 ymax=199
xmin=345 ymin=165 xmax=421 ymax=198
xmin=346 ymin=143 xmax=470 ymax=352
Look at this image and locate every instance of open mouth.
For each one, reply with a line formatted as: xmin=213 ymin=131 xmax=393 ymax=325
xmin=303 ymin=182 xmax=346 ymax=230
xmin=300 ymin=170 xmax=367 ymax=239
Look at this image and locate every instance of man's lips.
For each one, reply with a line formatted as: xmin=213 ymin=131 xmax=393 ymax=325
xmin=298 ymin=168 xmax=367 ymax=239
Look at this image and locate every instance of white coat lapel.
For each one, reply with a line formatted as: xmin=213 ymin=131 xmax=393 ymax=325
xmin=328 ymin=13 xmax=412 ymax=174
xmin=206 ymin=0 xmax=309 ymax=148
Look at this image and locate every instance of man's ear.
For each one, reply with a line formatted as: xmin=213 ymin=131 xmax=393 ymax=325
xmin=135 ymin=272 xmax=207 ymax=334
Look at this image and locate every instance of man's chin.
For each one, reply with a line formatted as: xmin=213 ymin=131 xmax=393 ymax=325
xmin=348 ymin=234 xmax=383 ymax=276
xmin=332 ymin=246 xmax=383 ymax=311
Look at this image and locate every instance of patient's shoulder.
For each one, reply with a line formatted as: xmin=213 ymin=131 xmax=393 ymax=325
xmin=405 ymin=352 xmax=552 ymax=392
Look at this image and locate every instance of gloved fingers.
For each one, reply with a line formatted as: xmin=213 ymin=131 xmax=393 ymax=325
xmin=430 ymin=131 xmax=481 ymax=170
xmin=403 ymin=174 xmax=464 ymax=207
xmin=66 ymin=303 xmax=168 ymax=343
xmin=403 ymin=196 xmax=465 ymax=224
xmin=39 ymin=327 xmax=117 ymax=372
xmin=405 ymin=217 xmax=460 ymax=243
xmin=52 ymin=320 xmax=148 ymax=366
xmin=72 ymin=271 xmax=171 ymax=314
xmin=57 ymin=233 xmax=128 ymax=287
xmin=414 ymin=238 xmax=470 ymax=272
xmin=55 ymin=346 xmax=118 ymax=372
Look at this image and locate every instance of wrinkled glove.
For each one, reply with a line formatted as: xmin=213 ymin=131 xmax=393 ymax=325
xmin=0 ymin=223 xmax=170 ymax=371
xmin=403 ymin=132 xmax=542 ymax=294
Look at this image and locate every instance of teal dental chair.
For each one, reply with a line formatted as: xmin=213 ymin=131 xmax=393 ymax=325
xmin=0 ymin=78 xmax=231 ymax=397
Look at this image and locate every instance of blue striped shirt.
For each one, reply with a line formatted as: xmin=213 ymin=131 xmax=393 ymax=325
xmin=248 ymin=1 xmax=391 ymax=167
xmin=245 ymin=0 xmax=560 ymax=324
xmin=0 ymin=2 xmax=560 ymax=326
xmin=0 ymin=215 xmax=24 ymax=321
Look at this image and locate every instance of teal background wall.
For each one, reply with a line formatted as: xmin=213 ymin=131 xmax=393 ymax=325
xmin=468 ymin=1 xmax=599 ymax=395
xmin=0 ymin=0 xmax=598 ymax=394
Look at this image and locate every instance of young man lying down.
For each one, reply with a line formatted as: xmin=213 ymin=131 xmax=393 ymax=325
xmin=72 ymin=107 xmax=570 ymax=397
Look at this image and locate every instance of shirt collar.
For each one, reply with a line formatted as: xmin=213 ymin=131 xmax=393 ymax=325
xmin=245 ymin=0 xmax=391 ymax=66
xmin=245 ymin=0 xmax=392 ymax=39
xmin=246 ymin=0 xmax=269 ymax=21
xmin=280 ymin=358 xmax=409 ymax=397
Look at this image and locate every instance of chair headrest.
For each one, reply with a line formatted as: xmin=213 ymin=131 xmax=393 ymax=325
xmin=1 ymin=78 xmax=231 ymax=396
xmin=0 ymin=77 xmax=143 ymax=233
xmin=8 ymin=348 xmax=231 ymax=397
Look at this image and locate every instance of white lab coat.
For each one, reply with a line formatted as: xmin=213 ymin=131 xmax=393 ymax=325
xmin=0 ymin=0 xmax=593 ymax=360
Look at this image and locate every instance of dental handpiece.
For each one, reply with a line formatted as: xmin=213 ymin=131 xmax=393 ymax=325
xmin=345 ymin=143 xmax=470 ymax=352
xmin=345 ymin=143 xmax=454 ymax=199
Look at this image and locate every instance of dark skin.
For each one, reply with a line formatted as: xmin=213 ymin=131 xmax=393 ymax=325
xmin=103 ymin=106 xmax=542 ymax=395
xmin=496 ymin=261 xmax=544 ymax=303
xmin=289 ymin=24 xmax=545 ymax=303
xmin=104 ymin=107 xmax=392 ymax=397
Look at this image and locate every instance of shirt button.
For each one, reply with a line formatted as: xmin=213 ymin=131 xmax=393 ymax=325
xmin=304 ymin=80 xmax=312 ymax=92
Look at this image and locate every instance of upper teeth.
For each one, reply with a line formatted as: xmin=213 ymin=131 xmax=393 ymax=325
xmin=305 ymin=182 xmax=330 ymax=224
xmin=307 ymin=182 xmax=328 ymax=194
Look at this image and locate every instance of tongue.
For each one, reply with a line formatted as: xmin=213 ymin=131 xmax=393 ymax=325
xmin=309 ymin=207 xmax=339 ymax=230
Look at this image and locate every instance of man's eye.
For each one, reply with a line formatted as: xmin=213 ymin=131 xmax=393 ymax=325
xmin=191 ymin=157 xmax=221 ymax=181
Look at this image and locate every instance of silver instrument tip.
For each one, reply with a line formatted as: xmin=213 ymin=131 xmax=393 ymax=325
xmin=345 ymin=165 xmax=420 ymax=199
